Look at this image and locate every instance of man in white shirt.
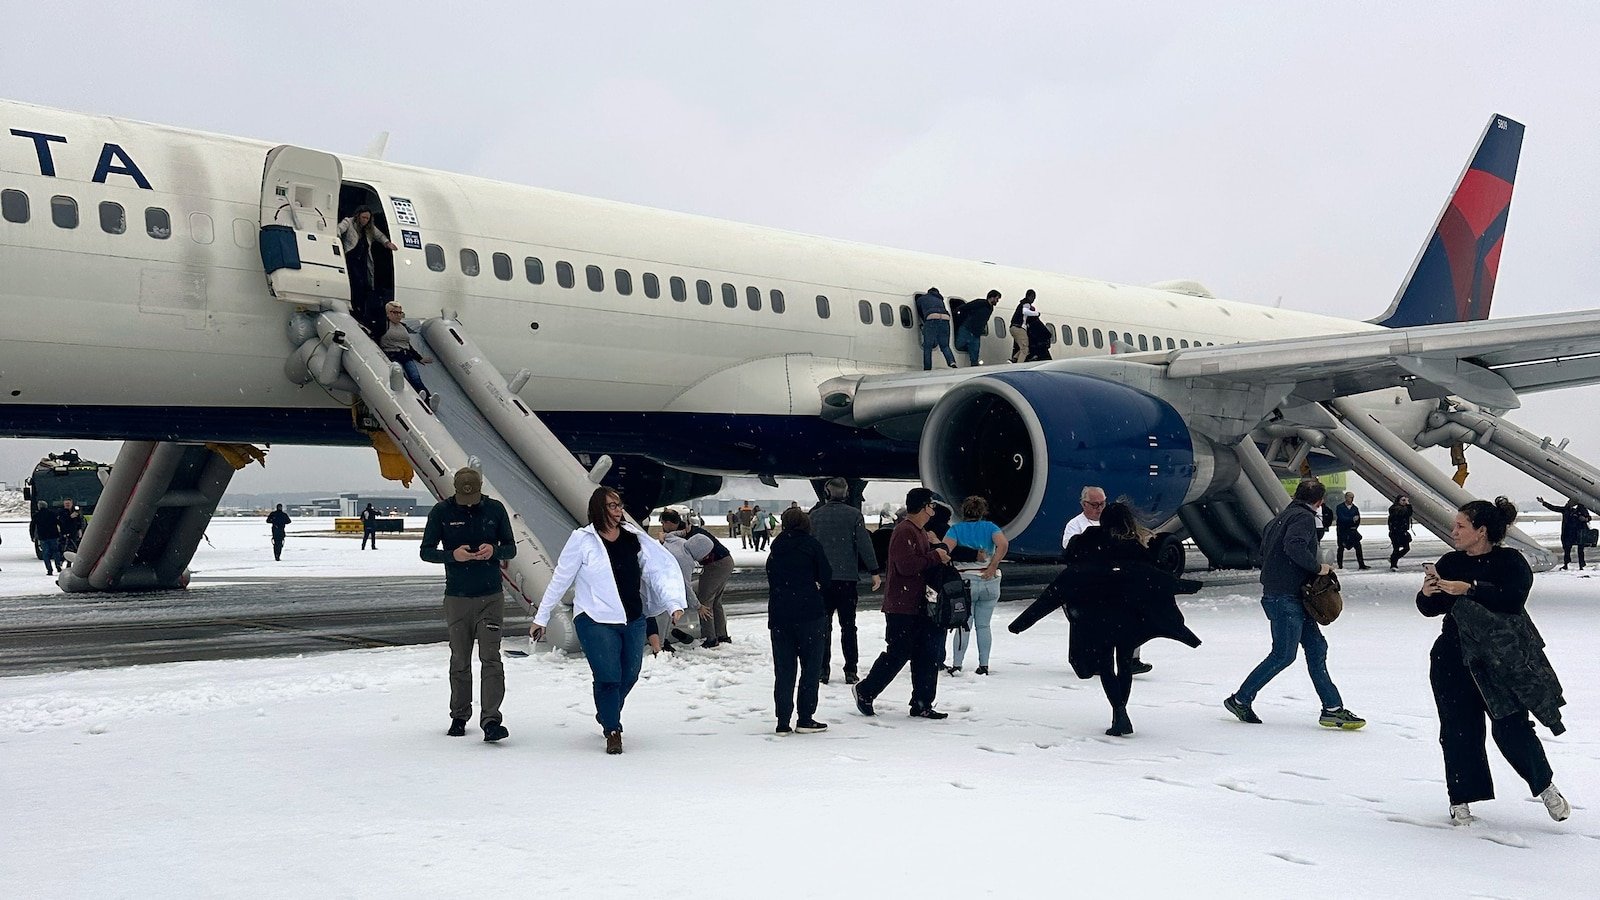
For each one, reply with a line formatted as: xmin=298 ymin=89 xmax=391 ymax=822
xmin=1061 ymin=485 xmax=1153 ymax=675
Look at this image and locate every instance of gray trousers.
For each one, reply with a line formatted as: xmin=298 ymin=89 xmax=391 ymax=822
xmin=445 ymin=592 xmax=505 ymax=725
xmin=698 ymin=555 xmax=735 ymax=641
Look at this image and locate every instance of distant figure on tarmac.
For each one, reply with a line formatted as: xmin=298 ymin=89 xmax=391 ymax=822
xmin=266 ymin=504 xmax=291 ymax=562
xmin=1537 ymin=496 xmax=1591 ymax=570
xmin=751 ymin=505 xmax=772 ymax=551
xmin=32 ymin=501 xmax=64 ymax=574
xmin=1335 ymin=491 xmax=1369 ymax=569
xmin=1388 ymin=494 xmax=1414 ymax=570
xmin=361 ymin=503 xmax=380 ymax=550
xmin=57 ymin=498 xmax=85 ymax=559
xmin=420 ymin=468 xmax=517 ymax=743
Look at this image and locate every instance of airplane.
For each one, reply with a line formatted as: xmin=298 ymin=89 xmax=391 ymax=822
xmin=5 ymin=97 xmax=1600 ymax=607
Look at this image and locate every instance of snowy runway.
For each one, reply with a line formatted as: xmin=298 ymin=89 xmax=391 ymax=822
xmin=2 ymin=565 xmax=1597 ymax=897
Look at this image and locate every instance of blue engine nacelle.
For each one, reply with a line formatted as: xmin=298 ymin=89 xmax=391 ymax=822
xmin=918 ymin=370 xmax=1218 ymax=560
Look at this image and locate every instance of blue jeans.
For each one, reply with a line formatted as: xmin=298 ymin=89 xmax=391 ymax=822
xmin=921 ymin=319 xmax=955 ymax=370
xmin=950 ymin=571 xmax=1001 ymax=667
xmin=1236 ymin=594 xmax=1343 ymax=709
xmin=40 ymin=537 xmax=61 ymax=573
xmin=573 ymin=613 xmax=647 ymax=733
xmin=400 ymin=359 xmax=427 ymax=395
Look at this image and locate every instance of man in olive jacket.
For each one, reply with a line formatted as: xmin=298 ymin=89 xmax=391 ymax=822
xmin=421 ymin=467 xmax=518 ymax=742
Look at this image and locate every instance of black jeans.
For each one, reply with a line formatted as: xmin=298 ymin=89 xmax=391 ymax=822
xmin=1336 ymin=528 xmax=1365 ymax=567
xmin=770 ymin=618 xmax=827 ymax=724
xmin=1099 ymin=645 xmax=1137 ymax=712
xmin=823 ymin=580 xmax=860 ymax=675
xmin=1388 ymin=531 xmax=1410 ymax=568
xmin=1430 ymin=634 xmax=1553 ymax=804
xmin=858 ymin=612 xmax=942 ymax=710
xmin=1560 ymin=533 xmax=1586 ymax=568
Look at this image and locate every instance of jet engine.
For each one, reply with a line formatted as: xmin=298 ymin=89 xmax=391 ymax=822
xmin=918 ymin=370 xmax=1227 ymax=560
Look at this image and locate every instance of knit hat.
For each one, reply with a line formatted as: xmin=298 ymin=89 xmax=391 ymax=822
xmin=685 ymin=534 xmax=715 ymax=561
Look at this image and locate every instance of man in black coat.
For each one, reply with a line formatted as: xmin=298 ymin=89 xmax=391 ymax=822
xmin=765 ymin=508 xmax=832 ymax=735
xmin=266 ymin=504 xmax=291 ymax=561
xmin=361 ymin=503 xmax=380 ymax=550
xmin=31 ymin=502 xmax=64 ymax=575
xmin=1537 ymin=496 xmax=1591 ymax=570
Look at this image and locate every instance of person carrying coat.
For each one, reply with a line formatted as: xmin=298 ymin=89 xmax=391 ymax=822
xmin=1537 ymin=496 xmax=1591 ymax=570
xmin=1010 ymin=503 xmax=1201 ymax=736
xmin=531 ymin=487 xmax=687 ymax=755
xmin=1418 ymin=496 xmax=1571 ymax=826
xmin=765 ymin=507 xmax=833 ymax=735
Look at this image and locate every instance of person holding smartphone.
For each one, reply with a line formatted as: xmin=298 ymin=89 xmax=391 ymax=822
xmin=1417 ymin=497 xmax=1571 ymax=826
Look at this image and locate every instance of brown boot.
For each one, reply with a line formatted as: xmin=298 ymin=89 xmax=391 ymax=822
xmin=605 ymin=730 xmax=623 ymax=755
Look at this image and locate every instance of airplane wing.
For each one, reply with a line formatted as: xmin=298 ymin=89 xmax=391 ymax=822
xmin=1157 ymin=308 xmax=1600 ymax=410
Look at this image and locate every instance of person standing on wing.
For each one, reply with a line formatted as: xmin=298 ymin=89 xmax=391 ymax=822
xmin=420 ymin=468 xmax=518 ymax=743
xmin=1225 ymin=478 xmax=1365 ymax=730
xmin=531 ymin=487 xmax=687 ymax=755
xmin=1418 ymin=497 xmax=1571 ymax=827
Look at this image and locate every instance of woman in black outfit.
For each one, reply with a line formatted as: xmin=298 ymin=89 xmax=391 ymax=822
xmin=1418 ymin=497 xmax=1571 ymax=826
xmin=1536 ymin=495 xmax=1590 ymax=570
xmin=1008 ymin=503 xmax=1201 ymax=737
xmin=764 ymin=507 xmax=833 ymax=735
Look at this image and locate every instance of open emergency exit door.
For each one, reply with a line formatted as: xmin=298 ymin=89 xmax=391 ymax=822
xmin=259 ymin=145 xmax=351 ymax=308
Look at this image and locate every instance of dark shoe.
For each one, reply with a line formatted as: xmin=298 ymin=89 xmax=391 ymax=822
xmin=1318 ymin=707 xmax=1366 ymax=730
xmin=1358 ymin=565 xmax=1372 ymax=570
xmin=795 ymin=720 xmax=829 ymax=734
xmin=482 ymin=721 xmax=509 ymax=742
xmin=910 ymin=706 xmax=949 ymax=720
xmin=1224 ymin=694 xmax=1262 ymax=724
xmin=852 ymin=683 xmax=876 ymax=717
xmin=820 ymin=673 xmax=830 ymax=685
xmin=701 ymin=639 xmax=719 ymax=649
xmin=776 ymin=722 xmax=793 ymax=736
xmin=1129 ymin=660 xmax=1154 ymax=675
xmin=717 ymin=635 xmax=732 ymax=644
xmin=844 ymin=672 xmax=859 ymax=685
xmin=446 ymin=718 xmax=467 ymax=737
xmin=974 ymin=665 xmax=989 ymax=676
xmin=660 ymin=640 xmax=676 ymax=653
xmin=671 ymin=628 xmax=695 ymax=644
xmin=605 ymin=730 xmax=623 ymax=754
xmin=1106 ymin=707 xmax=1133 ymax=737
xmin=944 ymin=666 xmax=961 ymax=676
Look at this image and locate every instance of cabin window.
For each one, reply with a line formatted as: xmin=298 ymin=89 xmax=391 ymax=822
xmin=1179 ymin=339 xmax=1189 ymax=348
xmin=879 ymin=302 xmax=893 ymax=326
xmin=746 ymin=286 xmax=762 ymax=311
xmin=1137 ymin=334 xmax=1148 ymax=351
xmin=232 ymin=218 xmax=255 ymax=248
xmin=426 ymin=243 xmax=446 ymax=271
xmin=615 ymin=269 xmax=633 ymax=296
xmin=557 ymin=261 xmax=575 ymax=288
xmin=492 ymin=252 xmax=513 ymax=281
xmin=50 ymin=195 xmax=78 ymax=229
xmin=721 ymin=282 xmax=737 ymax=308
xmin=1060 ymin=323 xmax=1074 ymax=346
xmin=1123 ymin=332 xmax=1133 ymax=346
xmin=1047 ymin=323 xmax=1058 ymax=342
xmin=460 ymin=249 xmax=480 ymax=276
xmin=815 ymin=295 xmax=830 ymax=319
xmin=189 ymin=212 xmax=214 ymax=244
xmin=145 ymin=207 xmax=171 ymax=239
xmin=1165 ymin=337 xmax=1175 ymax=349
xmin=1092 ymin=328 xmax=1104 ymax=349
xmin=643 ymin=272 xmax=659 ymax=298
xmin=899 ymin=305 xmax=913 ymax=328
xmin=771 ymin=289 xmax=785 ymax=313
xmin=670 ymin=276 xmax=687 ymax=302
xmin=99 ymin=201 xmax=126 ymax=234
xmin=587 ymin=265 xmax=604 ymax=292
xmin=1078 ymin=326 xmax=1089 ymax=347
xmin=0 ymin=189 xmax=27 ymax=223
xmin=993 ymin=316 xmax=1004 ymax=337
xmin=696 ymin=279 xmax=712 ymax=305
xmin=525 ymin=257 xmax=544 ymax=284
xmin=858 ymin=299 xmax=872 ymax=324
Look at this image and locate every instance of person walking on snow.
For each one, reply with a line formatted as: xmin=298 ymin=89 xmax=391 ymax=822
xmin=1418 ymin=497 xmax=1571 ymax=826
xmin=361 ymin=503 xmax=380 ymax=550
xmin=853 ymin=487 xmax=953 ymax=720
xmin=809 ymin=477 xmax=882 ymax=685
xmin=419 ymin=468 xmax=518 ymax=742
xmin=1388 ymin=494 xmax=1414 ymax=570
xmin=1225 ymin=478 xmax=1365 ymax=730
xmin=1335 ymin=491 xmax=1369 ymax=569
xmin=32 ymin=501 xmax=63 ymax=574
xmin=266 ymin=504 xmax=291 ymax=562
xmin=765 ymin=507 xmax=833 ymax=735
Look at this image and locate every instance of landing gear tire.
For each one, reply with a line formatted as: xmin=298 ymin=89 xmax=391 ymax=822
xmin=1150 ymin=533 xmax=1186 ymax=576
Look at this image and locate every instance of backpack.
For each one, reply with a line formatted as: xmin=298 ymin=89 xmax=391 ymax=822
xmin=924 ymin=563 xmax=973 ymax=630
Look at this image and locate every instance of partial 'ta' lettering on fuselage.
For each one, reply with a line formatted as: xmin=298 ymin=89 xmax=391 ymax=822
xmin=7 ymin=128 xmax=152 ymax=189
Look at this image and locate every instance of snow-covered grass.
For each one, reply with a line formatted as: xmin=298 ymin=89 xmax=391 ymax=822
xmin=1 ymin=547 xmax=1596 ymax=896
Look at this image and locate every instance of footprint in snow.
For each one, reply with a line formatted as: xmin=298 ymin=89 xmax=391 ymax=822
xmin=1179 ymin=746 xmax=1229 ymax=757
xmin=1266 ymin=851 xmax=1316 ymax=866
xmin=1279 ymin=770 xmax=1331 ymax=781
xmin=1478 ymin=831 xmax=1530 ymax=849
xmin=1142 ymin=774 xmax=1194 ymax=788
xmin=949 ymin=781 xmax=977 ymax=791
xmin=975 ymin=745 xmax=1017 ymax=755
xmin=1095 ymin=812 xmax=1146 ymax=822
xmin=1385 ymin=814 xmax=1451 ymax=831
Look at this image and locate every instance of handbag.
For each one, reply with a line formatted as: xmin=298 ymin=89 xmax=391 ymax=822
xmin=1301 ymin=571 xmax=1343 ymax=626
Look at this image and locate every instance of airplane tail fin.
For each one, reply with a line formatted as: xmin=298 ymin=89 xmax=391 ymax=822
xmin=1371 ymin=114 xmax=1524 ymax=328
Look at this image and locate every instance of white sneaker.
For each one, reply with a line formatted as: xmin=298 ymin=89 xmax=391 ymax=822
xmin=1449 ymin=803 xmax=1477 ymax=826
xmin=1540 ymin=784 xmax=1571 ymax=822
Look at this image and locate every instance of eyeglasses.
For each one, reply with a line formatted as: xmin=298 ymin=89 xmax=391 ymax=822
xmin=1083 ymin=500 xmax=1106 ymax=508
xmin=605 ymin=502 xmax=624 ymax=510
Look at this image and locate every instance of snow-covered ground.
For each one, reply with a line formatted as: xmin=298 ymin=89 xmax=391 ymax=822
xmin=1 ymin=515 xmax=1596 ymax=896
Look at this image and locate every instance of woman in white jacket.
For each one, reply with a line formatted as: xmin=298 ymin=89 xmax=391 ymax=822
xmin=532 ymin=488 xmax=687 ymax=754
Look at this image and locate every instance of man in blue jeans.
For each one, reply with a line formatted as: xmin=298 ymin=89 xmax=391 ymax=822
xmin=916 ymin=288 xmax=957 ymax=370
xmin=1225 ymin=478 xmax=1366 ymax=730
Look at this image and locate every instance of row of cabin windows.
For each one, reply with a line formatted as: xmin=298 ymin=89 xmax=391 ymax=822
xmin=2 ymin=189 xmax=175 ymax=239
xmin=4 ymin=187 xmax=1225 ymax=350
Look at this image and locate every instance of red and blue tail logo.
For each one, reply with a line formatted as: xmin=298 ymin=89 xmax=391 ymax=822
xmin=1373 ymin=115 xmax=1523 ymax=327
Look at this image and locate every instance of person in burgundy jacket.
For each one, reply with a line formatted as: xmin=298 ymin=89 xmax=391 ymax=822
xmin=853 ymin=487 xmax=953 ymax=719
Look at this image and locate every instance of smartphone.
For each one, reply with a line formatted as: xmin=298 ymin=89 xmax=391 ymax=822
xmin=1423 ymin=563 xmax=1437 ymax=577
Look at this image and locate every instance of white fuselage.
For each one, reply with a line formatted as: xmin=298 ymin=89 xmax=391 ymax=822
xmin=0 ymin=98 xmax=1383 ymax=467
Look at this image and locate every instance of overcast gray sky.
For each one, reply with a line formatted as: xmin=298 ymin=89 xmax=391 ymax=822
xmin=3 ymin=3 xmax=1598 ymax=505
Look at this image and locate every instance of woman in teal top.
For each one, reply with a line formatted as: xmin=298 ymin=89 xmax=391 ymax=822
xmin=943 ymin=496 xmax=1009 ymax=675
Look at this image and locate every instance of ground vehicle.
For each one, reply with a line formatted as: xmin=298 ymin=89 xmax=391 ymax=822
xmin=23 ymin=450 xmax=110 ymax=558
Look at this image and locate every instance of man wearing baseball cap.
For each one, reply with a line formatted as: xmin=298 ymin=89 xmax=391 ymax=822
xmin=420 ymin=467 xmax=518 ymax=742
